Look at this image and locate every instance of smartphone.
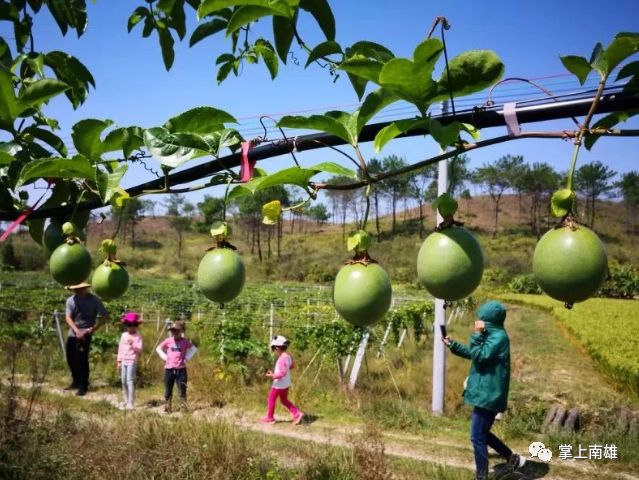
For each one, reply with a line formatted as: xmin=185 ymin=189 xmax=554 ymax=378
xmin=439 ymin=324 xmax=447 ymax=338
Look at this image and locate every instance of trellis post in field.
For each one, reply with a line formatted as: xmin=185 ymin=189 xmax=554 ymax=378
xmin=269 ymin=303 xmax=274 ymax=341
xmin=348 ymin=329 xmax=370 ymax=391
xmin=432 ymin=100 xmax=449 ymax=416
xmin=53 ymin=309 xmax=65 ymax=357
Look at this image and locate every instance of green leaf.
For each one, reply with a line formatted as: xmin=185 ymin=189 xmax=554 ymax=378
xmin=308 ymin=162 xmax=357 ymax=179
xmin=203 ymin=128 xmax=243 ymax=155
xmin=305 ymin=41 xmax=341 ymax=67
xmin=357 ymin=88 xmax=399 ymax=134
xmin=379 ymin=39 xmax=443 ymax=114
xmin=254 ymin=38 xmax=278 ymax=79
xmin=165 ymin=106 xmax=237 ymax=134
xmin=157 ymin=0 xmax=178 ymax=14
xmin=111 ymin=188 xmax=130 ymax=208
xmin=436 ymin=50 xmax=504 ymax=102
xmin=217 ymin=61 xmax=233 ymax=84
xmin=0 ymin=151 xmax=13 ymax=165
xmin=299 ymin=0 xmax=334 ymax=40
xmin=604 ymin=34 xmax=639 ymax=75
xmin=560 ymin=55 xmax=591 ymax=85
xmin=347 ymin=73 xmax=368 ymax=100
xmin=128 ymin=6 xmax=150 ymax=32
xmin=43 ymin=51 xmax=95 ymax=109
xmin=0 ymin=37 xmax=12 ymax=66
xmin=102 ymin=127 xmax=125 ymax=153
xmin=17 ymin=155 xmax=96 ymax=187
xmin=71 ymin=119 xmax=114 ymax=161
xmin=210 ymin=220 xmax=230 ymax=237
xmin=23 ymin=126 xmax=68 ymax=156
xmin=198 ymin=0 xmax=267 ymax=19
xmin=27 ymin=218 xmax=45 ymax=245
xmin=460 ymin=123 xmax=480 ymax=141
xmin=0 ymin=67 xmax=21 ymax=129
xmin=551 ymin=189 xmax=575 ymax=218
xmin=168 ymin=0 xmax=187 ymax=40
xmin=227 ymin=5 xmax=283 ymax=35
xmin=616 ymin=60 xmax=639 ymax=81
xmin=227 ymin=177 xmax=265 ymax=200
xmin=342 ymin=41 xmax=394 ymax=98
xmin=272 ymin=15 xmax=295 ymax=63
xmin=278 ymin=114 xmax=352 ymax=144
xmin=254 ymin=167 xmax=317 ymax=190
xmin=429 ymin=119 xmax=461 ymax=150
xmin=585 ymin=110 xmax=639 ymax=150
xmin=189 ymin=18 xmax=227 ymax=46
xmin=20 ymin=78 xmax=66 ymax=108
xmin=347 ymin=230 xmax=371 ymax=253
xmin=96 ymin=164 xmax=128 ymax=204
xmin=373 ymin=118 xmax=428 ymax=152
xmin=589 ymin=42 xmax=606 ymax=78
xmin=122 ymin=126 xmax=145 ymax=158
xmin=158 ymin=28 xmax=175 ymax=70
xmin=262 ymin=199 xmax=282 ymax=224
xmin=143 ymin=127 xmax=210 ymax=168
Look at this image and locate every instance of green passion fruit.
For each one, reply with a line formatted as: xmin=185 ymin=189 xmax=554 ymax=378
xmin=49 ymin=242 xmax=92 ymax=286
xmin=333 ymin=263 xmax=392 ymax=327
xmin=417 ymin=226 xmax=484 ymax=301
xmin=43 ymin=222 xmax=65 ymax=255
xmin=533 ymin=225 xmax=607 ymax=304
xmin=197 ymin=248 xmax=246 ymax=303
xmin=92 ymin=262 xmax=129 ymax=300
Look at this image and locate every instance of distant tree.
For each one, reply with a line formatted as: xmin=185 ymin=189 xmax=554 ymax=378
xmin=164 ymin=194 xmax=192 ymax=261
xmin=236 ymin=186 xmax=289 ymax=261
xmin=379 ymin=155 xmax=410 ymax=235
xmin=409 ymin=164 xmax=436 ymax=238
xmin=447 ymin=154 xmax=472 ymax=197
xmin=575 ymin=160 xmax=617 ymax=228
xmin=197 ymin=195 xmax=225 ymax=229
xmin=616 ymin=171 xmax=639 ymax=234
xmin=521 ymin=162 xmax=560 ymax=237
xmin=140 ymin=199 xmax=156 ymax=218
xmin=111 ymin=197 xmax=146 ymax=248
xmin=367 ymin=158 xmax=384 ymax=239
xmin=472 ymin=155 xmax=524 ymax=238
xmin=324 ymin=176 xmax=357 ymax=240
xmin=307 ymin=203 xmax=330 ymax=226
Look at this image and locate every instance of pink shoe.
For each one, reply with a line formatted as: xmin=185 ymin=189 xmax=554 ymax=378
xmin=260 ymin=417 xmax=276 ymax=425
xmin=293 ymin=412 xmax=304 ymax=425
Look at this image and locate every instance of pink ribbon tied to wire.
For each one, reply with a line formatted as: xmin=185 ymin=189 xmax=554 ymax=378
xmin=0 ymin=182 xmax=52 ymax=243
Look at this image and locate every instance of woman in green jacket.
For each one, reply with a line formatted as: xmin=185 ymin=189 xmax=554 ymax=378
xmin=444 ymin=301 xmax=526 ymax=480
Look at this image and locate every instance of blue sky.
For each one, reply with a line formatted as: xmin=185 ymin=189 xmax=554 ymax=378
xmin=4 ymin=0 xmax=639 ymax=212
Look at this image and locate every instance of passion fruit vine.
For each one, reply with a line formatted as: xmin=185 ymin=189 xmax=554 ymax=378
xmin=197 ymin=223 xmax=245 ymax=305
xmin=92 ymin=239 xmax=130 ymax=300
xmin=333 ymin=231 xmax=392 ymax=328
xmin=49 ymin=222 xmax=92 ymax=286
xmin=533 ymin=216 xmax=607 ymax=307
xmin=417 ymin=194 xmax=484 ymax=301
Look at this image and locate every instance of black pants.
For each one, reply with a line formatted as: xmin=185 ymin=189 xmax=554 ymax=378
xmin=164 ymin=368 xmax=187 ymax=401
xmin=66 ymin=335 xmax=92 ymax=390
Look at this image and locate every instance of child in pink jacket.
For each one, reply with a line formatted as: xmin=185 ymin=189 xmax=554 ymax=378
xmin=261 ymin=335 xmax=303 ymax=425
xmin=117 ymin=312 xmax=143 ymax=410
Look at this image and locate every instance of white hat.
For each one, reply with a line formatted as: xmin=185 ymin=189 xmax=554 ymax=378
xmin=270 ymin=335 xmax=289 ymax=347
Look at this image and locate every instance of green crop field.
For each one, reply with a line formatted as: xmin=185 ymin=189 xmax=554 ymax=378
xmin=500 ymin=294 xmax=639 ymax=394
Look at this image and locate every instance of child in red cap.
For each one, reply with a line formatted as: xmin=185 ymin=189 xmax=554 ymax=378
xmin=117 ymin=312 xmax=143 ymax=410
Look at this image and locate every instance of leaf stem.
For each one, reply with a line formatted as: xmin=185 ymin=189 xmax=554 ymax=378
xmin=362 ymin=184 xmax=371 ymax=230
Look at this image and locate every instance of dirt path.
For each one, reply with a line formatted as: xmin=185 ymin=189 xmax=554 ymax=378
xmin=29 ymin=382 xmax=637 ymax=480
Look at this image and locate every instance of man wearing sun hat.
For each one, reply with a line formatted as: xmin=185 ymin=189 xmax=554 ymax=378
xmin=443 ymin=300 xmax=526 ymax=480
xmin=64 ymin=281 xmax=109 ymax=396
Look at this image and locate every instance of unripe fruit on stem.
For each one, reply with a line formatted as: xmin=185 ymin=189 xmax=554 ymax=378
xmin=417 ymin=226 xmax=484 ymax=301
xmin=62 ymin=222 xmax=75 ymax=236
xmin=533 ymin=225 xmax=607 ymax=304
xmin=197 ymin=248 xmax=245 ymax=304
xmin=43 ymin=222 xmax=65 ymax=256
xmin=333 ymin=263 xmax=392 ymax=327
xmin=92 ymin=262 xmax=129 ymax=300
xmin=49 ymin=242 xmax=92 ymax=286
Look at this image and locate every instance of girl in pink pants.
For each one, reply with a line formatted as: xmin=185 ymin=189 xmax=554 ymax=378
xmin=260 ymin=335 xmax=303 ymax=425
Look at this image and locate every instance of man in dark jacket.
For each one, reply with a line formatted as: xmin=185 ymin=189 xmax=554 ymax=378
xmin=444 ymin=301 xmax=525 ymax=480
